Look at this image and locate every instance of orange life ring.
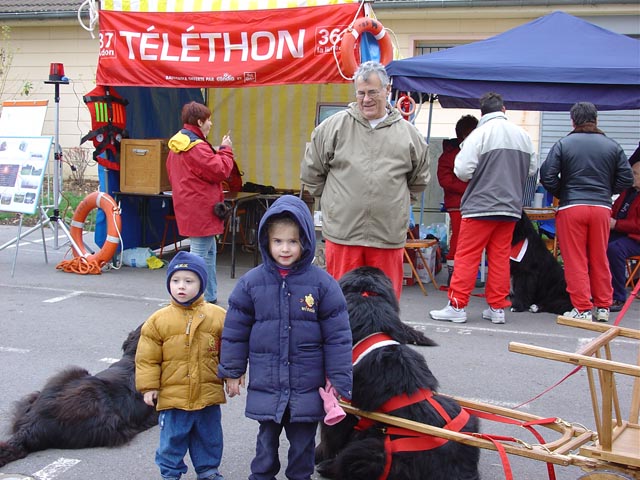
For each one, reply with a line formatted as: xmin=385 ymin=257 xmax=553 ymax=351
xmin=396 ymin=95 xmax=416 ymax=117
xmin=340 ymin=18 xmax=393 ymax=78
xmin=69 ymin=191 xmax=121 ymax=267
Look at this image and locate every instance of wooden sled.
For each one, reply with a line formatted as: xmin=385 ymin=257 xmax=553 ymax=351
xmin=341 ymin=317 xmax=640 ymax=479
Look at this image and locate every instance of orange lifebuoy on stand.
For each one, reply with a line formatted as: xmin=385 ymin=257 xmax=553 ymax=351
xmin=396 ymin=95 xmax=416 ymax=119
xmin=340 ymin=17 xmax=393 ymax=78
xmin=56 ymin=192 xmax=121 ymax=274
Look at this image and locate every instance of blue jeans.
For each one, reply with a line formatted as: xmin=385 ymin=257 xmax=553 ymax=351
xmin=189 ymin=235 xmax=218 ymax=303
xmin=156 ymin=405 xmax=223 ymax=480
xmin=607 ymin=234 xmax=640 ymax=301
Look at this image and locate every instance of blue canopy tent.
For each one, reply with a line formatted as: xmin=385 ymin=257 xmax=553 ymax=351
xmin=387 ymin=10 xmax=640 ymax=234
xmin=386 ymin=11 xmax=640 ymax=112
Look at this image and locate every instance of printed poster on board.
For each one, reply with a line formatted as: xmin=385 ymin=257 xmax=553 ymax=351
xmin=0 ymin=136 xmax=53 ymax=215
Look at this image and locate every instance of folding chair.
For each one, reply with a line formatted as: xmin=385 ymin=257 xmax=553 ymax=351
xmin=404 ymin=229 xmax=439 ymax=295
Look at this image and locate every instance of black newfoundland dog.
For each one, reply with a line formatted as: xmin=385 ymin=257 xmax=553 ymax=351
xmin=510 ymin=212 xmax=572 ymax=314
xmin=315 ymin=266 xmax=480 ymax=480
xmin=0 ymin=325 xmax=158 ymax=467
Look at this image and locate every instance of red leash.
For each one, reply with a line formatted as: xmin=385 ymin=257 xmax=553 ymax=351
xmin=464 ymin=408 xmax=558 ymax=480
xmin=515 ymin=280 xmax=639 ymax=409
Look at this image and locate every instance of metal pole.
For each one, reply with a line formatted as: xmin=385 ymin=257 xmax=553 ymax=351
xmin=45 ymin=77 xmax=77 ymax=254
xmin=52 ymin=82 xmax=61 ymax=249
xmin=419 ymin=94 xmax=436 ymax=228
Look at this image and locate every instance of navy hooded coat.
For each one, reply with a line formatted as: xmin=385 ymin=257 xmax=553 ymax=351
xmin=218 ymin=195 xmax=352 ymax=423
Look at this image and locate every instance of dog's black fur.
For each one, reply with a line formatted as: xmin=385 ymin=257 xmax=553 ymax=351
xmin=316 ymin=267 xmax=480 ymax=480
xmin=510 ymin=212 xmax=572 ymax=314
xmin=0 ymin=325 xmax=158 ymax=467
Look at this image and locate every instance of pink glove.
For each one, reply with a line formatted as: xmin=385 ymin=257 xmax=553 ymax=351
xmin=319 ymin=379 xmax=346 ymax=426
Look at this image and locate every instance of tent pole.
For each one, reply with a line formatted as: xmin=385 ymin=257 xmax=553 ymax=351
xmin=425 ymin=94 xmax=435 ymax=144
xmin=419 ymin=94 xmax=436 ymax=228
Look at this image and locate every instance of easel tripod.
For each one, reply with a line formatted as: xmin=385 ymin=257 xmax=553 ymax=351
xmin=44 ymin=77 xmax=84 ymax=256
xmin=0 ymin=74 xmax=86 ymax=275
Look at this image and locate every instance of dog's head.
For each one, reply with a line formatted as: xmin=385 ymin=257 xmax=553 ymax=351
xmin=339 ymin=267 xmax=437 ymax=346
xmin=121 ymin=324 xmax=143 ymax=358
xmin=512 ymin=211 xmax=538 ymax=245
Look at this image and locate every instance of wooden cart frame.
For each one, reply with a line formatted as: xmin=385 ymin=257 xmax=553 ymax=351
xmin=341 ymin=317 xmax=640 ymax=479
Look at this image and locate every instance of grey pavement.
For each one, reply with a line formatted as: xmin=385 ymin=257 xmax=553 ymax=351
xmin=0 ymin=224 xmax=638 ymax=480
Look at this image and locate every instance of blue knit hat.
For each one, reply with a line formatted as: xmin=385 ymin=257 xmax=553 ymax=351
xmin=166 ymin=251 xmax=207 ymax=305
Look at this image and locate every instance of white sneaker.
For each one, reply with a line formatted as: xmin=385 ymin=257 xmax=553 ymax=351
xmin=563 ymin=308 xmax=592 ymax=321
xmin=595 ymin=308 xmax=609 ymax=323
xmin=482 ymin=307 xmax=505 ymax=324
xmin=430 ymin=303 xmax=467 ymax=323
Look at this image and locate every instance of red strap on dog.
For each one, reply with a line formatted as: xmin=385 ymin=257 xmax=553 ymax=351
xmin=360 ymin=388 xmax=473 ymax=480
xmin=352 ymin=333 xmax=399 ymax=366
xmin=464 ymin=408 xmax=557 ymax=480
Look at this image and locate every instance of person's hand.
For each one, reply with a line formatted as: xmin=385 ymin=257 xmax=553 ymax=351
xmin=221 ymin=130 xmax=232 ymax=148
xmin=143 ymin=390 xmax=158 ymax=407
xmin=610 ymin=217 xmax=617 ymax=230
xmin=225 ymin=375 xmax=245 ymax=397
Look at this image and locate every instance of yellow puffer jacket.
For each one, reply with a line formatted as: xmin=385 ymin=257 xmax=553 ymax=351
xmin=135 ymin=297 xmax=226 ymax=411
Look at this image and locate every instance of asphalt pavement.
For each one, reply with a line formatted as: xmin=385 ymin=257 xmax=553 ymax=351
xmin=0 ymin=224 xmax=638 ymax=480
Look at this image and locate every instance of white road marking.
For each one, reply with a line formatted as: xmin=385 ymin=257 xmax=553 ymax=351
xmin=409 ymin=321 xmax=636 ymax=344
xmin=32 ymin=458 xmax=80 ymax=480
xmin=99 ymin=357 xmax=119 ymax=364
xmin=0 ymin=346 xmax=29 ymax=353
xmin=42 ymin=291 xmax=83 ymax=303
xmin=0 ymin=283 xmax=164 ymax=304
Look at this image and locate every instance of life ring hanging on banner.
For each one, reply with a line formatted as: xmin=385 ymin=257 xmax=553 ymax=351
xmin=396 ymin=94 xmax=416 ymax=119
xmin=340 ymin=17 xmax=393 ymax=78
xmin=56 ymin=192 xmax=122 ymax=275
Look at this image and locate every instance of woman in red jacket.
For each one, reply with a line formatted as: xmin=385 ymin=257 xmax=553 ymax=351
xmin=436 ymin=115 xmax=478 ymax=286
xmin=166 ymin=101 xmax=235 ymax=304
xmin=608 ymin=145 xmax=640 ymax=311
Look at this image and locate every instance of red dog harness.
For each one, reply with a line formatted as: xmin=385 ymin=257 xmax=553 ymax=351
xmin=350 ymin=333 xmax=470 ymax=480
xmin=352 ymin=332 xmax=399 ymax=366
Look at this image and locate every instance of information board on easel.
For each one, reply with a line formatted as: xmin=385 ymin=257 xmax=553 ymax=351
xmin=0 ymin=136 xmax=53 ymax=214
xmin=0 ymin=100 xmax=48 ymax=136
xmin=0 ymin=100 xmax=52 ymax=215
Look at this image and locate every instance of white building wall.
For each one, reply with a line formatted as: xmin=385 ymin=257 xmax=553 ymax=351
xmin=0 ymin=20 xmax=99 ymax=177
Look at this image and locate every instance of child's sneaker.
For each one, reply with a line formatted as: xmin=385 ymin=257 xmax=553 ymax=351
xmin=482 ymin=307 xmax=505 ymax=324
xmin=201 ymin=473 xmax=224 ymax=480
xmin=429 ymin=303 xmax=467 ymax=323
xmin=563 ymin=308 xmax=592 ymax=321
xmin=595 ymin=308 xmax=609 ymax=323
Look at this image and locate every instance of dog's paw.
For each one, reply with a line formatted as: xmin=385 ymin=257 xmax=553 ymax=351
xmin=529 ymin=304 xmax=540 ymax=313
xmin=315 ymin=458 xmax=336 ymax=478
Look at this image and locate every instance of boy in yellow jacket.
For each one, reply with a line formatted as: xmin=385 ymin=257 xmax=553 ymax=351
xmin=136 ymin=251 xmax=226 ymax=480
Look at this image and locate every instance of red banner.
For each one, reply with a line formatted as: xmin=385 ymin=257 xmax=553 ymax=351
xmin=96 ymin=5 xmax=361 ymax=88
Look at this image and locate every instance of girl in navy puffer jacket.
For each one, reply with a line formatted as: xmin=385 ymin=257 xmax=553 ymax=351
xmin=218 ymin=195 xmax=352 ymax=480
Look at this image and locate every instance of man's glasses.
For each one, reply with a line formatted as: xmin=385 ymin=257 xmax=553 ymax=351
xmin=355 ymin=89 xmax=384 ymax=99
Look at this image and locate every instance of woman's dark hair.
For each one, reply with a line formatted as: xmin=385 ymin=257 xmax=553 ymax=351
xmin=181 ymin=101 xmax=211 ymax=126
xmin=455 ymin=115 xmax=478 ymax=140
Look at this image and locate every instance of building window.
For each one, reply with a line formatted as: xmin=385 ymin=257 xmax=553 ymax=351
xmin=414 ymin=44 xmax=459 ymax=56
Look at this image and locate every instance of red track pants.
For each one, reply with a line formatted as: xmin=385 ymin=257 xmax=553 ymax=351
xmin=448 ymin=218 xmax=515 ymax=309
xmin=556 ymin=205 xmax=612 ymax=311
xmin=446 ymin=210 xmax=462 ymax=263
xmin=325 ymin=240 xmax=404 ymax=300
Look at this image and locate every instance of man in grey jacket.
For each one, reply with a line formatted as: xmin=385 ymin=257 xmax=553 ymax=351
xmin=301 ymin=61 xmax=430 ymax=299
xmin=430 ymin=92 xmax=537 ymax=324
